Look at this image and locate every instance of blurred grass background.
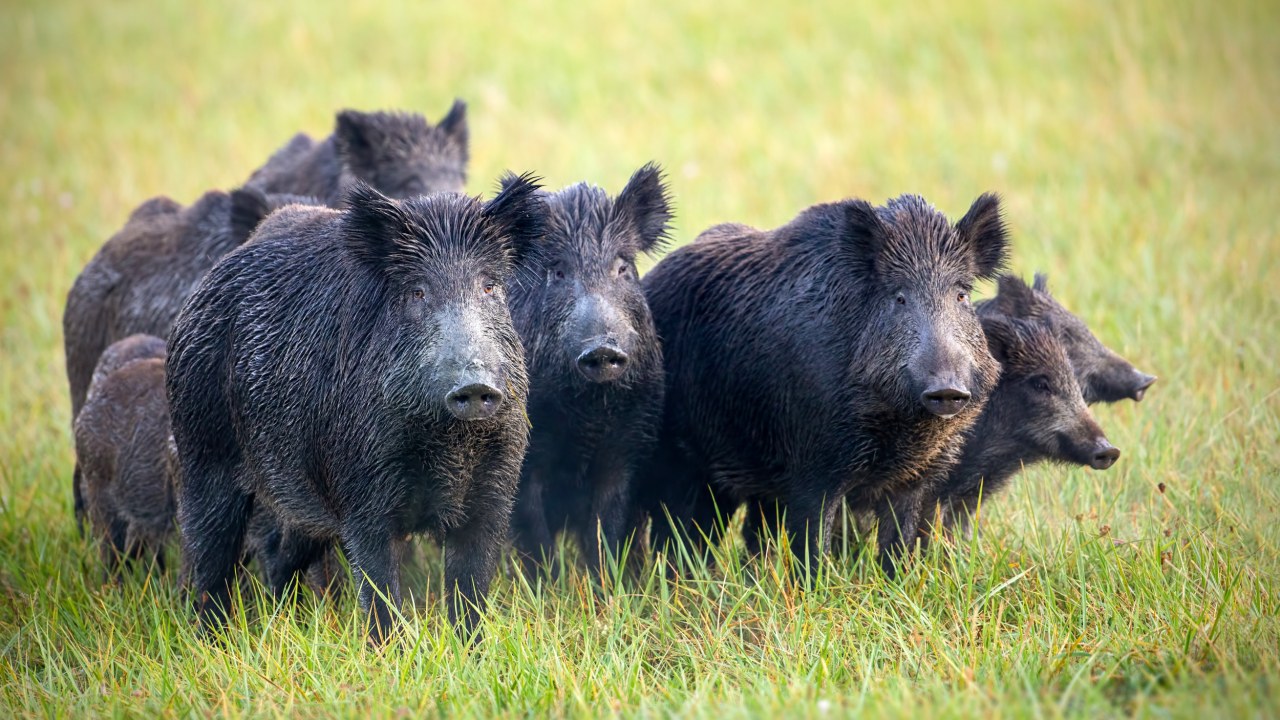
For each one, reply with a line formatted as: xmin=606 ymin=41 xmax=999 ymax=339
xmin=1 ymin=0 xmax=1277 ymax=716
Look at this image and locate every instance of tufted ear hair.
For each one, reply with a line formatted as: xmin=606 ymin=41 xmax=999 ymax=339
xmin=437 ymin=99 xmax=468 ymax=160
xmin=839 ymin=199 xmax=890 ymax=276
xmin=334 ymin=110 xmax=383 ymax=169
xmin=342 ymin=181 xmax=412 ymax=271
xmin=614 ymin=162 xmax=674 ymax=256
xmin=991 ymin=273 xmax=1043 ymax=319
xmin=1033 ymin=271 xmax=1050 ymax=294
xmin=487 ymin=172 xmax=548 ymax=266
xmin=980 ymin=314 xmax=1025 ymax=367
xmin=955 ymin=193 xmax=1009 ymax=280
xmin=228 ymin=186 xmax=273 ymax=246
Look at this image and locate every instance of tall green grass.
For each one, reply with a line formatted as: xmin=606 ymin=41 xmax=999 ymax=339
xmin=1 ymin=0 xmax=1277 ymax=716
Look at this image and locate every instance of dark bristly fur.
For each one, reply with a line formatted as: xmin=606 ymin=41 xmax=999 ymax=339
xmin=978 ymin=273 xmax=1156 ymax=404
xmin=245 ymin=100 xmax=469 ymax=205
xmin=166 ymin=177 xmax=547 ymax=643
xmin=637 ymin=193 xmax=1009 ymax=572
xmin=62 ymin=187 xmax=322 ymax=527
xmin=909 ymin=315 xmax=1120 ymax=547
xmin=75 ymin=335 xmax=175 ymax=575
xmin=507 ymin=163 xmax=672 ymax=577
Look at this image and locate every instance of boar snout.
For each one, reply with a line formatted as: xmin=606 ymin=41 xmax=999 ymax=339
xmin=912 ymin=316 xmax=979 ymax=419
xmin=567 ymin=293 xmax=634 ymax=383
xmin=920 ymin=383 xmax=971 ymax=418
xmin=1090 ymin=439 xmax=1121 ymax=470
xmin=445 ymin=381 xmax=506 ymax=421
xmin=1131 ymin=371 xmax=1157 ymax=402
xmin=576 ymin=342 xmax=629 ymax=383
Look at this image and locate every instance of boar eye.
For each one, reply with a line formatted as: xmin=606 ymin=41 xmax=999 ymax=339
xmin=616 ymin=258 xmax=632 ymax=278
xmin=895 ymin=293 xmax=907 ymax=306
xmin=482 ymin=281 xmax=497 ymax=296
xmin=1032 ymin=377 xmax=1053 ymax=395
xmin=957 ymin=291 xmax=970 ymax=304
xmin=551 ymin=267 xmax=566 ymax=282
xmin=411 ymin=288 xmax=426 ymax=301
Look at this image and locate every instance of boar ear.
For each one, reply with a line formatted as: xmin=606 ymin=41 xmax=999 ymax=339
xmin=486 ymin=172 xmax=548 ymax=264
xmin=981 ymin=315 xmax=1023 ymax=366
xmin=839 ymin=199 xmax=888 ymax=273
xmin=955 ymin=193 xmax=1009 ymax=279
xmin=342 ymin=181 xmax=410 ymax=269
xmin=228 ymin=186 xmax=273 ymax=246
xmin=614 ymin=162 xmax=674 ymax=256
xmin=437 ymin=99 xmax=469 ymax=158
xmin=1033 ymin=271 xmax=1050 ymax=294
xmin=128 ymin=195 xmax=182 ymax=223
xmin=335 ymin=110 xmax=381 ymax=170
xmin=993 ymin=274 xmax=1040 ymax=318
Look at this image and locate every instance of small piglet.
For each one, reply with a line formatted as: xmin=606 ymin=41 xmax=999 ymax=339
xmin=912 ymin=314 xmax=1120 ymax=545
xmin=75 ymin=334 xmax=175 ymax=574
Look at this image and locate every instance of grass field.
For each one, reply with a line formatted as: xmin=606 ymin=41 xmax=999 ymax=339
xmin=2 ymin=0 xmax=1278 ymax=716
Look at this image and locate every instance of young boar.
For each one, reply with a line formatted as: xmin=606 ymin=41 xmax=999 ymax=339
xmin=978 ymin=273 xmax=1156 ymax=403
xmin=925 ymin=315 xmax=1121 ymax=540
xmin=245 ymin=100 xmax=468 ymax=205
xmin=638 ymin=193 xmax=1009 ymax=568
xmin=507 ymin=164 xmax=672 ymax=576
xmin=75 ymin=334 xmax=175 ymax=574
xmin=166 ymin=177 xmax=546 ymax=642
xmin=63 ymin=188 xmax=319 ymax=526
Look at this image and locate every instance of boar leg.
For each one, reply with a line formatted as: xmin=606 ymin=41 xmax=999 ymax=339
xmin=265 ymin=528 xmax=330 ymax=600
xmin=181 ymin=461 xmax=253 ymax=630
xmin=742 ymin=498 xmax=781 ymax=559
xmin=648 ymin=469 xmax=731 ymax=568
xmin=874 ymin=488 xmax=927 ymax=579
xmin=938 ymin=494 xmax=979 ymax=544
xmin=745 ymin=493 xmax=839 ymax=564
xmin=443 ymin=502 xmax=509 ymax=640
xmin=98 ymin=514 xmax=129 ymax=579
xmin=342 ymin=523 xmax=400 ymax=645
xmin=776 ymin=491 xmax=837 ymax=578
xmin=73 ymin=462 xmax=86 ymax=535
xmin=579 ymin=455 xmax=637 ymax=578
xmin=512 ymin=471 xmax=556 ymax=577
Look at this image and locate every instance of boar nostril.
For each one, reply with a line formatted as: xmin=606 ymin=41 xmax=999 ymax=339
xmin=1091 ymin=442 xmax=1121 ymax=470
xmin=445 ymin=383 xmax=505 ymax=421
xmin=920 ymin=386 xmax=971 ymax=418
xmin=576 ymin=346 xmax=629 ymax=383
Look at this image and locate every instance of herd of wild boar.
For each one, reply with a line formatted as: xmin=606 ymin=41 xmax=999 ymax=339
xmin=62 ymin=100 xmax=1157 ymax=642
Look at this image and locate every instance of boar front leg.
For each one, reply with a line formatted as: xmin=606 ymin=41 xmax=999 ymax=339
xmin=445 ymin=447 xmax=518 ymax=640
xmin=512 ymin=469 xmax=556 ymax=578
xmin=580 ymin=452 xmax=637 ymax=578
xmin=342 ymin=521 xmax=401 ymax=645
xmin=444 ymin=505 xmax=509 ymax=640
xmin=874 ymin=487 xmax=929 ymax=579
